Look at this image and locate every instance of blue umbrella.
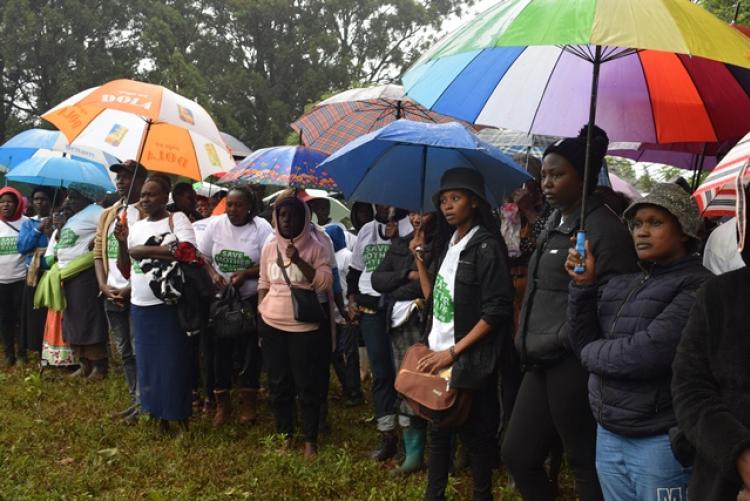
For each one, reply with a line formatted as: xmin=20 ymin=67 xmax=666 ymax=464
xmin=0 ymin=128 xmax=119 ymax=171
xmin=219 ymin=145 xmax=337 ymax=191
xmin=6 ymin=156 xmax=115 ymax=191
xmin=319 ymin=120 xmax=531 ymax=212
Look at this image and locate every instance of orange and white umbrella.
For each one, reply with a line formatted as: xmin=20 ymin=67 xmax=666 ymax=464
xmin=42 ymin=79 xmax=234 ymax=180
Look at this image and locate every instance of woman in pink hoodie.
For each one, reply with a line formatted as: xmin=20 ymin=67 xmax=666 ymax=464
xmin=258 ymin=194 xmax=333 ymax=459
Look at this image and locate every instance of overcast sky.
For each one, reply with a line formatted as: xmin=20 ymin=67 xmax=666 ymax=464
xmin=443 ymin=0 xmax=499 ymax=33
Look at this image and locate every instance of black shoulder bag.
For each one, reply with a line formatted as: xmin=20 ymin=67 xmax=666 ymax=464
xmin=275 ymin=247 xmax=325 ymax=324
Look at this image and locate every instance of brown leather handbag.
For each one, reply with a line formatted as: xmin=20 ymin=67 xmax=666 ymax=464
xmin=394 ymin=343 xmax=472 ymax=428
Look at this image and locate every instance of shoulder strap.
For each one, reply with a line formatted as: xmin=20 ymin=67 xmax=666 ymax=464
xmin=275 ymin=247 xmax=293 ymax=288
xmin=1 ymin=219 xmax=20 ymax=233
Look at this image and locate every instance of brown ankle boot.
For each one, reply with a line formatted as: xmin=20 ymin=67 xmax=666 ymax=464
xmin=212 ymin=390 xmax=231 ymax=427
xmin=303 ymin=441 xmax=318 ymax=461
xmin=68 ymin=358 xmax=92 ymax=378
xmin=237 ymin=388 xmax=258 ymax=424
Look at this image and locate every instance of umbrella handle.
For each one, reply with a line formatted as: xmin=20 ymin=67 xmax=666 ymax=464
xmin=574 ymin=230 xmax=587 ymax=274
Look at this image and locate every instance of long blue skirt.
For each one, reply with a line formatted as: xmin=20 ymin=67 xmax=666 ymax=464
xmin=131 ymin=303 xmax=192 ymax=421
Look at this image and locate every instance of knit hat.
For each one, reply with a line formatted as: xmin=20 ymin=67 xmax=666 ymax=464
xmin=544 ymin=125 xmax=609 ymax=194
xmin=432 ymin=167 xmax=488 ymax=209
xmin=623 ymin=183 xmax=701 ymax=241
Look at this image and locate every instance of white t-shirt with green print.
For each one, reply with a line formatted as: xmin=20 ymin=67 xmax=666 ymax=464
xmin=350 ymin=218 xmax=413 ymax=297
xmin=0 ymin=216 xmax=28 ymax=283
xmin=106 ymin=204 xmax=142 ymax=289
xmin=198 ymin=214 xmax=273 ymax=299
xmin=50 ymin=204 xmax=102 ymax=271
xmin=428 ymin=225 xmax=479 ymax=352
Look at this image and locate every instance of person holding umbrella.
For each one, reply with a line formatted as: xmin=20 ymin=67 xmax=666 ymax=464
xmin=47 ymin=183 xmax=109 ymax=379
xmin=0 ymin=187 xmax=29 ymax=366
xmin=408 ymin=167 xmax=513 ymax=500
xmin=502 ymin=126 xmax=638 ymax=500
xmin=93 ymin=160 xmax=147 ymax=422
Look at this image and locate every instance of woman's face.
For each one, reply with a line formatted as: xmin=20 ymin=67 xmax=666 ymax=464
xmin=139 ymin=181 xmax=169 ymax=216
xmin=65 ymin=190 xmax=90 ymax=214
xmin=630 ymin=205 xmax=689 ymax=265
xmin=277 ymin=204 xmax=304 ymax=240
xmin=408 ymin=212 xmax=435 ymax=231
xmin=226 ymin=190 xmax=251 ymax=226
xmin=541 ymin=153 xmax=583 ymax=213
xmin=32 ymin=191 xmax=52 ymax=218
xmin=439 ymin=190 xmax=475 ymax=227
xmin=0 ymin=194 xmax=18 ymax=219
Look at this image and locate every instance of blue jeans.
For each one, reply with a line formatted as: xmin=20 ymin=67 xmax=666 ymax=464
xmin=596 ymin=425 xmax=691 ymax=501
xmin=359 ymin=310 xmax=396 ymax=432
xmin=105 ymin=302 xmax=138 ymax=404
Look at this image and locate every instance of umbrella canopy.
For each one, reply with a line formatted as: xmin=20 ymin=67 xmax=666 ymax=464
xmin=319 ymin=120 xmax=530 ymax=212
xmin=192 ymin=181 xmax=227 ymax=198
xmin=220 ymin=132 xmax=253 ymax=159
xmin=403 ymin=0 xmax=750 ymax=144
xmin=42 ymin=79 xmax=234 ymax=180
xmin=477 ymin=128 xmax=558 ymax=158
xmin=694 ymin=133 xmax=750 ymax=217
xmin=6 ymin=156 xmax=115 ymax=191
xmin=290 ymin=84 xmax=461 ymax=155
xmin=0 ymin=128 xmax=119 ymax=171
xmin=607 ymin=141 xmax=736 ymax=171
xmin=608 ymin=172 xmax=641 ymax=200
xmin=219 ymin=145 xmax=337 ymax=191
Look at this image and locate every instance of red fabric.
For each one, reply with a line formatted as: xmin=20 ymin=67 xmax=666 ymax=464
xmin=173 ymin=242 xmax=203 ymax=265
xmin=0 ymin=186 xmax=28 ymax=222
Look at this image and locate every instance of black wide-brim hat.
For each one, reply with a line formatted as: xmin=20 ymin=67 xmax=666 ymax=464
xmin=432 ymin=167 xmax=488 ymax=209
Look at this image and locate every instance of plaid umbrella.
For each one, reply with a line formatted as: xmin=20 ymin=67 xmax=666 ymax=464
xmin=694 ymin=132 xmax=750 ymax=217
xmin=291 ymin=84 xmax=460 ymax=155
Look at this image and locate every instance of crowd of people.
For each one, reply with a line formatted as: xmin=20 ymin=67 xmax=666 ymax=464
xmin=1 ymin=123 xmax=749 ymax=500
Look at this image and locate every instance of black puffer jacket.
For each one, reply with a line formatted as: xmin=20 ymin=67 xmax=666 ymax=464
xmin=423 ymin=226 xmax=513 ymax=390
xmin=517 ymin=195 xmax=638 ymax=369
xmin=568 ymin=255 xmax=712 ymax=437
xmin=371 ymin=233 xmax=433 ymax=332
xmin=672 ymin=267 xmax=750 ymax=500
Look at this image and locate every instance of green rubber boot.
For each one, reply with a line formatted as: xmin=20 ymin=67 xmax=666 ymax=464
xmin=395 ymin=426 xmax=425 ymax=474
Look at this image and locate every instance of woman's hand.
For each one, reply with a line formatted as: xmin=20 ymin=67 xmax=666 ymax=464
xmin=565 ymin=239 xmax=596 ymax=286
xmin=286 ymin=243 xmax=299 ymax=263
xmin=210 ymin=269 xmax=228 ymax=290
xmin=230 ymin=270 xmax=247 ymax=288
xmin=409 ymin=227 xmax=426 ymax=260
xmin=114 ymin=219 xmax=128 ymax=243
xmin=38 ymin=217 xmax=53 ymax=237
xmin=737 ymin=449 xmax=750 ymax=491
xmin=416 ymin=350 xmax=454 ymax=374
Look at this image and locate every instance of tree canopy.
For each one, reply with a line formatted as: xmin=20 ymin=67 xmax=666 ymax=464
xmin=0 ymin=0 xmax=475 ymax=147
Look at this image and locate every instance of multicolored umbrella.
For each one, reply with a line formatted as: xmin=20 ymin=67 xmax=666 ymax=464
xmin=403 ymin=0 xmax=750 ymax=238
xmin=607 ymin=141 xmax=736 ymax=171
xmin=219 ymin=145 xmax=337 ymax=191
xmin=694 ymin=133 xmax=750 ymax=217
xmin=42 ymin=79 xmax=234 ymax=180
xmin=290 ymin=84 xmax=460 ymax=155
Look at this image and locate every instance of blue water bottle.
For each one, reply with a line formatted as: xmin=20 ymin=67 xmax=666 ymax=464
xmin=574 ymin=230 xmax=586 ymax=274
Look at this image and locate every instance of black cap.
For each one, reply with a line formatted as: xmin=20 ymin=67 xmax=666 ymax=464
xmin=110 ymin=159 xmax=147 ymax=177
xmin=432 ymin=167 xmax=488 ymax=209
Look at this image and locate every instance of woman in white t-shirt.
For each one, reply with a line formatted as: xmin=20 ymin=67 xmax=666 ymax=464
xmin=0 ymin=187 xmax=29 ymax=366
xmin=410 ymin=168 xmax=513 ymax=501
xmin=47 ymin=184 xmax=107 ymax=378
xmin=198 ymin=186 xmax=273 ymax=427
xmin=115 ymin=175 xmax=198 ymax=432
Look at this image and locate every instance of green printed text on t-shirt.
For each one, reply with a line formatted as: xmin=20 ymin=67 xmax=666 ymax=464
xmin=362 ymin=243 xmax=389 ymax=272
xmin=215 ymin=249 xmax=253 ymax=273
xmin=56 ymin=228 xmax=79 ymax=249
xmin=107 ymin=233 xmax=119 ymax=259
xmin=432 ymin=274 xmax=454 ymax=323
xmin=0 ymin=236 xmax=17 ymax=256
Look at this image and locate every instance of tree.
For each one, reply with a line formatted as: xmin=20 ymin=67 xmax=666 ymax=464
xmin=700 ymin=0 xmax=748 ymax=24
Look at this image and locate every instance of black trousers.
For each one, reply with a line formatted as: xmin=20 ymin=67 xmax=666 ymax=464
xmin=331 ymin=323 xmax=362 ymax=400
xmin=0 ymin=280 xmax=24 ymax=362
xmin=260 ymin=319 xmax=326 ymax=443
xmin=501 ymin=355 xmax=603 ymax=501
xmin=426 ymin=374 xmax=500 ymax=501
xmin=214 ymin=331 xmax=262 ymax=390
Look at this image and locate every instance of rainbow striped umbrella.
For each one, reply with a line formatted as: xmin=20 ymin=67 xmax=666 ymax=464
xmin=403 ymin=0 xmax=750 ymax=234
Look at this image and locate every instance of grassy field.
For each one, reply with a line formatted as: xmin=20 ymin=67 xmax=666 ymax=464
xmin=0 ymin=359 xmax=574 ymax=500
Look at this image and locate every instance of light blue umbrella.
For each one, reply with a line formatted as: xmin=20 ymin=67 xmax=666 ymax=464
xmin=6 ymin=156 xmax=115 ymax=191
xmin=319 ymin=120 xmax=531 ymax=212
xmin=0 ymin=128 xmax=119 ymax=171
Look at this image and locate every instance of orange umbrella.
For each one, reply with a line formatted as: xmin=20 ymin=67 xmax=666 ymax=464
xmin=42 ymin=79 xmax=234 ymax=180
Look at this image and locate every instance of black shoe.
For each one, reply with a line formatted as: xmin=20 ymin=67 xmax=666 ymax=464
xmin=4 ymin=356 xmax=16 ymax=368
xmin=371 ymin=432 xmax=399 ymax=462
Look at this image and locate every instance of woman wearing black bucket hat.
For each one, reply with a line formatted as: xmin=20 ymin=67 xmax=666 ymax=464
xmin=409 ymin=167 xmax=513 ymax=500
xmin=502 ymin=125 xmax=638 ymax=500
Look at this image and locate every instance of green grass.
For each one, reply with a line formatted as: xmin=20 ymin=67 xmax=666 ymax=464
xmin=0 ymin=360 xmax=574 ymax=500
